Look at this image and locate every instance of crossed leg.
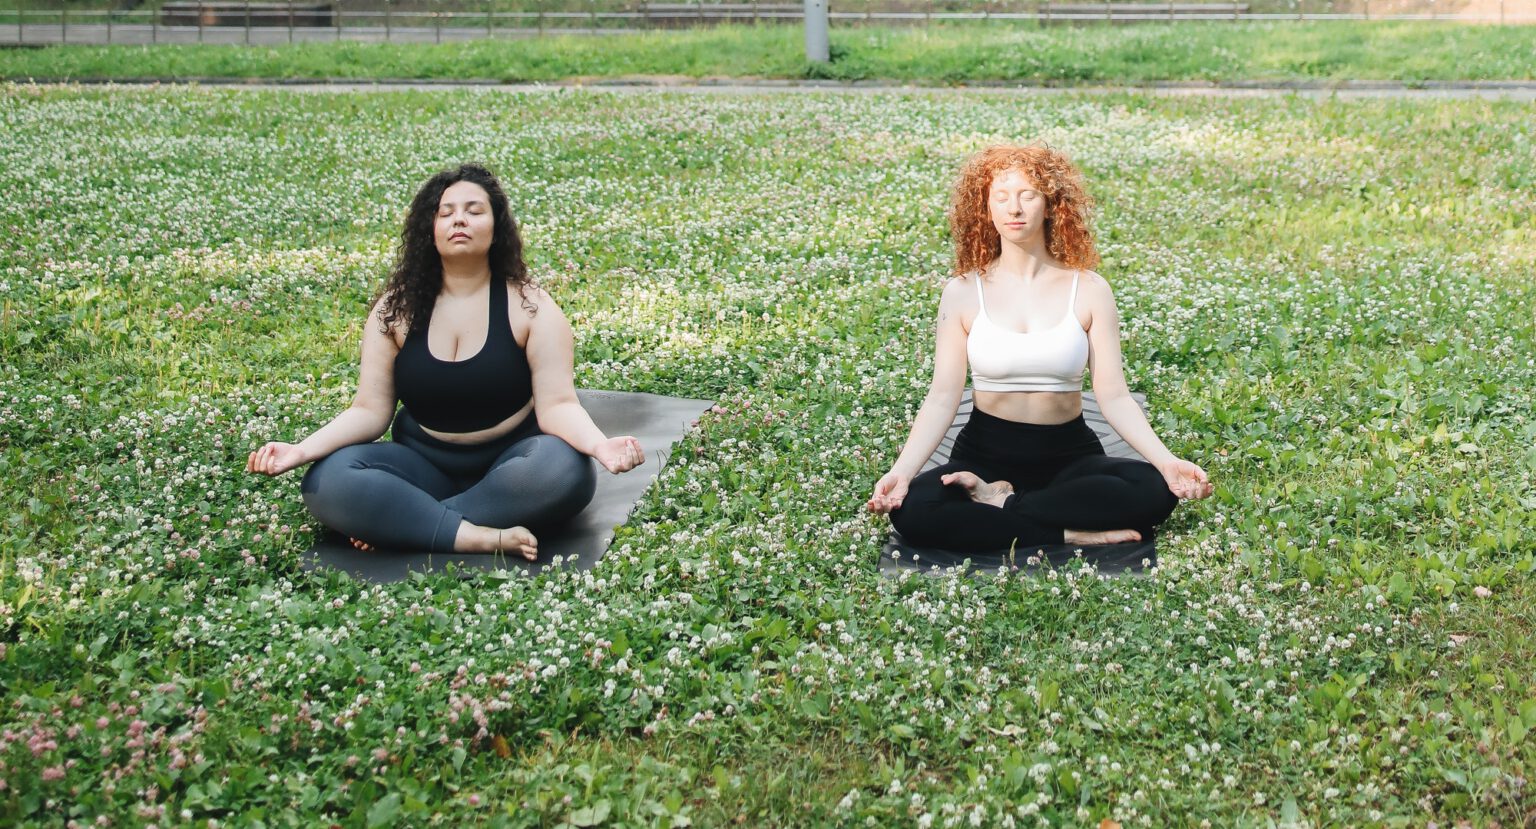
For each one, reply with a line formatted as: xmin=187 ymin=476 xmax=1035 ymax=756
xmin=301 ymin=435 xmax=594 ymax=558
xmin=891 ymin=456 xmax=1177 ymax=552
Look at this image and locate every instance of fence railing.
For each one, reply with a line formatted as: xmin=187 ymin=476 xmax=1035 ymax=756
xmin=3 ymin=1 xmax=1531 ymax=45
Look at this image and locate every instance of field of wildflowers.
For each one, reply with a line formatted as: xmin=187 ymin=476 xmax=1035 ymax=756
xmin=0 ymin=85 xmax=1533 ymax=826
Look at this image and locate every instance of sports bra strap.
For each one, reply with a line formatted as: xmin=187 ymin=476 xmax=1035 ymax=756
xmin=976 ymin=270 xmax=1080 ymax=322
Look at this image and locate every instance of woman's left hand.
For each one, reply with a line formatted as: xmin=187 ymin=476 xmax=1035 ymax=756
xmin=594 ymin=436 xmax=645 ymax=474
xmin=1159 ymin=458 xmax=1213 ymax=500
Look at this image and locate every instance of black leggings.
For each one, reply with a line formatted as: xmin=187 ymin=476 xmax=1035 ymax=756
xmin=301 ymin=408 xmax=596 ymax=553
xmin=890 ymin=408 xmax=1178 ymax=551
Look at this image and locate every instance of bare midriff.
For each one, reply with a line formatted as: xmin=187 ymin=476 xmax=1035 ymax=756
xmin=973 ymin=389 xmax=1083 ymax=425
xmin=418 ymin=398 xmax=535 ymax=445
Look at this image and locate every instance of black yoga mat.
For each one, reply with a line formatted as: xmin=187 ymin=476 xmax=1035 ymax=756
xmin=880 ymin=389 xmax=1158 ymax=578
xmin=301 ymin=389 xmax=711 ymax=583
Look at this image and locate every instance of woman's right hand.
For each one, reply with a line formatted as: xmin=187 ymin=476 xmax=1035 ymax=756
xmin=247 ymin=442 xmax=308 ymax=477
xmin=866 ymin=471 xmax=911 ymax=514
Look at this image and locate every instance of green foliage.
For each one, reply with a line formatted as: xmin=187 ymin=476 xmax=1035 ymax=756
xmin=0 ymin=85 xmax=1533 ymax=825
xmin=1 ymin=21 xmax=1534 ymax=83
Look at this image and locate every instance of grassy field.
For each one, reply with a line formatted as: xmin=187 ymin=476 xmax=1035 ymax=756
xmin=1 ymin=84 xmax=1535 ymax=826
xmin=2 ymin=21 xmax=1535 ymax=82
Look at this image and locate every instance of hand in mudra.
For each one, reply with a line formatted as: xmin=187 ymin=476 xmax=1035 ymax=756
xmin=866 ymin=471 xmax=910 ymax=514
xmin=1160 ymin=458 xmax=1213 ymax=500
xmin=594 ymin=436 xmax=644 ymax=474
xmin=247 ymin=442 xmax=307 ymax=477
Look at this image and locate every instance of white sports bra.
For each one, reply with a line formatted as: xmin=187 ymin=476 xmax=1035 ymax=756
xmin=967 ymin=271 xmax=1089 ymax=393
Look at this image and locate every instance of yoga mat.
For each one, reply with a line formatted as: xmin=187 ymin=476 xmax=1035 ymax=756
xmin=880 ymin=389 xmax=1158 ymax=578
xmin=302 ymin=389 xmax=711 ymax=583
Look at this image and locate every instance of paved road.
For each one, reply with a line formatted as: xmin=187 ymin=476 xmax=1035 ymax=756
xmin=0 ymin=23 xmax=628 ymax=45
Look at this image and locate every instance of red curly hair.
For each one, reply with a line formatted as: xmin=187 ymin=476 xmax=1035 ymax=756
xmin=949 ymin=144 xmax=1100 ymax=276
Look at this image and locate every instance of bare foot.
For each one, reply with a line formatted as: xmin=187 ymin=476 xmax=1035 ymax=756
xmin=940 ymin=470 xmax=1014 ymax=508
xmin=454 ymin=521 xmax=539 ymax=561
xmin=350 ymin=537 xmax=375 ymax=552
xmin=1063 ymin=528 xmax=1142 ymax=546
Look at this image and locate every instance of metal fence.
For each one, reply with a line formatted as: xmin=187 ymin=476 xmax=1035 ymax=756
xmin=3 ymin=0 xmax=1531 ymax=46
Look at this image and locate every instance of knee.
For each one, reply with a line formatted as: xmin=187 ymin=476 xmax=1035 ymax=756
xmin=1125 ymin=463 xmax=1178 ymax=519
xmin=528 ymin=436 xmax=596 ymax=501
xmin=300 ymin=446 xmax=366 ymax=498
xmin=889 ymin=475 xmax=947 ymax=534
xmin=900 ymin=472 xmax=947 ymax=508
xmin=889 ymin=501 xmax=937 ymax=546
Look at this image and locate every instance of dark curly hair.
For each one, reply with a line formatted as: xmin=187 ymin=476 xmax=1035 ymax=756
xmin=950 ymin=144 xmax=1100 ymax=276
xmin=376 ymin=163 xmax=533 ymax=335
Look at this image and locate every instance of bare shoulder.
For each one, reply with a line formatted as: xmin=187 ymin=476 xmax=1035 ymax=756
xmin=509 ymin=281 xmax=563 ymax=323
xmin=368 ymin=287 xmax=398 ymax=316
xmin=1078 ymin=269 xmax=1113 ymax=293
xmin=517 ymin=282 xmax=554 ymax=305
xmin=939 ymin=271 xmax=980 ymax=306
xmin=1078 ymin=270 xmax=1119 ymax=305
xmin=366 ymin=291 xmax=404 ymax=342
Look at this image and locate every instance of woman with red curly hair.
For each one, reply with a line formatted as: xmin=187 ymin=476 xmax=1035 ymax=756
xmin=867 ymin=145 xmax=1211 ymax=551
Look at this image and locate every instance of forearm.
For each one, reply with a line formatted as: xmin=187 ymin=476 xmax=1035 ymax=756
xmin=1099 ymin=394 xmax=1176 ymax=469
xmin=890 ymin=390 xmax=962 ymax=478
xmin=294 ymin=406 xmax=393 ymax=464
xmin=536 ymin=400 xmax=606 ymax=456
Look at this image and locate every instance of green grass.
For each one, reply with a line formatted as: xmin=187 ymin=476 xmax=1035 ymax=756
xmin=1 ymin=85 xmax=1535 ymax=825
xmin=1 ymin=21 xmax=1534 ymax=82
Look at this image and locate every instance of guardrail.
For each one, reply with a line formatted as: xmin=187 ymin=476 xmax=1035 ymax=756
xmin=2 ymin=1 xmax=1530 ymax=46
xmin=158 ymin=1 xmax=335 ymax=25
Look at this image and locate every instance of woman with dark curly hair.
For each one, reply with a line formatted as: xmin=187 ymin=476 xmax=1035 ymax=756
xmin=867 ymin=145 xmax=1211 ymax=551
xmin=247 ymin=163 xmax=643 ymax=559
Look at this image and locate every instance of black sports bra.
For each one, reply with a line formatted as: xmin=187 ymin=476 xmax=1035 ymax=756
xmin=393 ymin=280 xmax=534 ymax=433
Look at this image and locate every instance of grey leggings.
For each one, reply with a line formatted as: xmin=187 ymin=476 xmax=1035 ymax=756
xmin=301 ymin=408 xmax=596 ymax=553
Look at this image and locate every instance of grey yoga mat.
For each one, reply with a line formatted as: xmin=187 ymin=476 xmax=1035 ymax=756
xmin=301 ymin=389 xmax=711 ymax=583
xmin=880 ymin=389 xmax=1158 ymax=578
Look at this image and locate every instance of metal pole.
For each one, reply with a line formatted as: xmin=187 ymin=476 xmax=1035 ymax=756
xmin=197 ymin=0 xmax=204 ymax=42
xmin=487 ymin=0 xmax=492 ymax=37
xmin=434 ymin=0 xmax=441 ymax=43
xmin=804 ymin=0 xmax=828 ymax=62
xmin=17 ymin=0 xmax=22 ymax=45
xmin=245 ymin=2 xmax=251 ymax=44
xmin=385 ymin=0 xmax=391 ymax=41
xmin=152 ymin=0 xmax=158 ymax=43
xmin=107 ymin=3 xmax=113 ymax=43
xmin=289 ymin=2 xmax=295 ymax=43
xmin=60 ymin=2 xmax=65 ymax=44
